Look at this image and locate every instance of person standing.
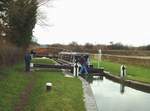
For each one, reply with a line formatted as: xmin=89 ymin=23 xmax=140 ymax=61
xmin=24 ymin=51 xmax=31 ymax=72
xmin=79 ymin=56 xmax=88 ymax=74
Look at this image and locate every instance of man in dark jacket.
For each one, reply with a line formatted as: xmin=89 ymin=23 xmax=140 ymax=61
xmin=79 ymin=56 xmax=88 ymax=74
xmin=24 ymin=52 xmax=31 ymax=72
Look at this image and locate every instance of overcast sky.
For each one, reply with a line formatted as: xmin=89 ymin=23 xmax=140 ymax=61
xmin=33 ymin=0 xmax=150 ymax=46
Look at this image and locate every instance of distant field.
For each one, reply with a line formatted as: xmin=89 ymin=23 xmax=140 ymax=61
xmin=92 ymin=59 xmax=150 ymax=83
xmin=92 ymin=54 xmax=150 ymax=68
xmin=102 ymin=50 xmax=150 ymax=56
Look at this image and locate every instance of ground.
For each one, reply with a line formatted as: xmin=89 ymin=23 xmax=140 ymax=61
xmin=0 ymin=58 xmax=86 ymax=111
xmin=92 ymin=59 xmax=150 ymax=83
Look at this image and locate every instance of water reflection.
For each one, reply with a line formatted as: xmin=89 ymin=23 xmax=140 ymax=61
xmin=120 ymin=83 xmax=125 ymax=94
xmin=89 ymin=77 xmax=150 ymax=111
xmin=80 ymin=74 xmax=104 ymax=83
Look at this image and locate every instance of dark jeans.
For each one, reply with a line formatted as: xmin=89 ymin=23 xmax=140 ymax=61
xmin=79 ymin=65 xmax=88 ymax=74
xmin=25 ymin=62 xmax=30 ymax=72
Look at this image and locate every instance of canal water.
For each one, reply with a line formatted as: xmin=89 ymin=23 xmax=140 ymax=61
xmin=90 ymin=76 xmax=150 ymax=111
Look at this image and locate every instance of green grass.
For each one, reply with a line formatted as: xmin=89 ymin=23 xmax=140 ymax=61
xmin=31 ymin=57 xmax=56 ymax=64
xmin=0 ymin=64 xmax=31 ymax=111
xmin=92 ymin=59 xmax=150 ymax=83
xmin=0 ymin=58 xmax=85 ymax=111
xmin=25 ymin=70 xmax=85 ymax=111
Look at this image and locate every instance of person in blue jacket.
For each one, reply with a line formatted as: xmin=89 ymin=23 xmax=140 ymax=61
xmin=24 ymin=51 xmax=31 ymax=72
xmin=79 ymin=56 xmax=88 ymax=74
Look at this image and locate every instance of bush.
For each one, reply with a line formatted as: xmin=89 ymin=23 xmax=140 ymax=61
xmin=0 ymin=42 xmax=23 ymax=67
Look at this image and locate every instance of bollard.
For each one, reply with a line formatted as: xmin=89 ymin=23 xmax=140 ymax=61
xmin=73 ymin=62 xmax=79 ymax=77
xmin=120 ymin=65 xmax=126 ymax=78
xmin=98 ymin=49 xmax=102 ymax=68
xmin=46 ymin=82 xmax=52 ymax=91
xmin=30 ymin=63 xmax=34 ymax=68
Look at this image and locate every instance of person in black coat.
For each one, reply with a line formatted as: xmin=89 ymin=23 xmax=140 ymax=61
xmin=79 ymin=56 xmax=88 ymax=74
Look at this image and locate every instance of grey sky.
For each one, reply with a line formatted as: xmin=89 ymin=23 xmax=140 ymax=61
xmin=33 ymin=0 xmax=150 ymax=46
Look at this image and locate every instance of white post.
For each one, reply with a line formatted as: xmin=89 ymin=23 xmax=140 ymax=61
xmin=77 ymin=64 xmax=79 ymax=76
xmin=46 ymin=82 xmax=52 ymax=91
xmin=73 ymin=60 xmax=76 ymax=76
xmin=74 ymin=62 xmax=79 ymax=77
xmin=98 ymin=49 xmax=102 ymax=68
xmin=30 ymin=63 xmax=34 ymax=68
xmin=120 ymin=65 xmax=126 ymax=78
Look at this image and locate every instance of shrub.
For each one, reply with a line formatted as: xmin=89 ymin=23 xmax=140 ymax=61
xmin=0 ymin=42 xmax=23 ymax=67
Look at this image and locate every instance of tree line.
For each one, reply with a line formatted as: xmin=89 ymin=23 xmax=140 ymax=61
xmin=0 ymin=0 xmax=49 ymax=49
xmin=47 ymin=41 xmax=150 ymax=54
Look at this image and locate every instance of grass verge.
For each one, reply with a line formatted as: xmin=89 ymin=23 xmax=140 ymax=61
xmin=0 ymin=58 xmax=85 ymax=111
xmin=24 ymin=70 xmax=85 ymax=111
xmin=0 ymin=64 xmax=31 ymax=111
xmin=92 ymin=59 xmax=150 ymax=83
xmin=31 ymin=57 xmax=56 ymax=64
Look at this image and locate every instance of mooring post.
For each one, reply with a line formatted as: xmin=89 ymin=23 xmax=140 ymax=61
xmin=98 ymin=49 xmax=102 ymax=68
xmin=46 ymin=82 xmax=52 ymax=91
xmin=74 ymin=60 xmax=79 ymax=77
xmin=120 ymin=65 xmax=126 ymax=78
xmin=30 ymin=63 xmax=34 ymax=68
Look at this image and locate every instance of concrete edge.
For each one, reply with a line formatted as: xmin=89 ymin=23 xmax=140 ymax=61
xmin=79 ymin=76 xmax=98 ymax=111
